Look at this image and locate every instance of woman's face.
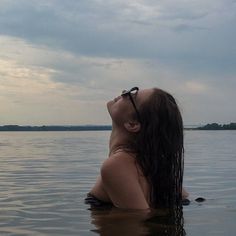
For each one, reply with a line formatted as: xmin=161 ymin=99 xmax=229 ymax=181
xmin=107 ymin=88 xmax=154 ymax=125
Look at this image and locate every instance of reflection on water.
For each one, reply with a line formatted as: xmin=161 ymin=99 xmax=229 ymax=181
xmin=89 ymin=206 xmax=185 ymax=236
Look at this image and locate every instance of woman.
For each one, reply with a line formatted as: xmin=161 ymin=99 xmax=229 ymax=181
xmin=86 ymin=87 xmax=188 ymax=210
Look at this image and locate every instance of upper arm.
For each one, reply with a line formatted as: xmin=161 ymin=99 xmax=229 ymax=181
xmin=100 ymin=154 xmax=149 ymax=210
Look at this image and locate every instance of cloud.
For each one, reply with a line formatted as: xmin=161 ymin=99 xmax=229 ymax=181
xmin=184 ymin=81 xmax=208 ymax=94
xmin=0 ymin=36 xmax=188 ymax=124
xmin=0 ymin=0 xmax=235 ymax=75
xmin=171 ymin=24 xmax=209 ymax=32
xmin=0 ymin=1 xmax=235 ymax=125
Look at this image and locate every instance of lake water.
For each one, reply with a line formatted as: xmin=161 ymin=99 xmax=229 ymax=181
xmin=0 ymin=130 xmax=236 ymax=235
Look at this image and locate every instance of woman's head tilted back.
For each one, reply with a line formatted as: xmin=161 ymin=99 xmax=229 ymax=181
xmin=108 ymin=87 xmax=184 ymax=209
xmin=135 ymin=88 xmax=184 ymax=209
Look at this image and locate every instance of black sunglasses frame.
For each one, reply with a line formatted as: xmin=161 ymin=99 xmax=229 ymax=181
xmin=121 ymin=87 xmax=141 ymax=122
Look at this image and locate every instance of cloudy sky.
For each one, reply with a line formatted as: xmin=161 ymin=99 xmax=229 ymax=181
xmin=0 ymin=0 xmax=235 ymax=126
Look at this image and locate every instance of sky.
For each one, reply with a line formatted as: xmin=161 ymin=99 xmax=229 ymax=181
xmin=0 ymin=0 xmax=235 ymax=126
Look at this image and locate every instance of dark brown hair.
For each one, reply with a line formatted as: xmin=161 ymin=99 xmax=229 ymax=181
xmin=134 ymin=88 xmax=184 ymax=210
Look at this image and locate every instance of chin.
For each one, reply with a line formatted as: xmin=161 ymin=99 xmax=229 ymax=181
xmin=107 ymin=100 xmax=112 ymax=108
xmin=106 ymin=100 xmax=113 ymax=116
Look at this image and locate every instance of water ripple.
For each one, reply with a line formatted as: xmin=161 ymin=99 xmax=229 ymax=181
xmin=0 ymin=131 xmax=236 ymax=235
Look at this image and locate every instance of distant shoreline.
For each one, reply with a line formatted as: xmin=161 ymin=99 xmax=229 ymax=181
xmin=193 ymin=122 xmax=236 ymax=130
xmin=0 ymin=125 xmax=112 ymax=132
xmin=0 ymin=123 xmax=235 ymax=131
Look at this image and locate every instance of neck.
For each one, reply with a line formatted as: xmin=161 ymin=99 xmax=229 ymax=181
xmin=109 ymin=123 xmax=132 ymax=156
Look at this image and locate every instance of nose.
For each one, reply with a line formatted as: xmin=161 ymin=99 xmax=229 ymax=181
xmin=122 ymin=90 xmax=127 ymax=94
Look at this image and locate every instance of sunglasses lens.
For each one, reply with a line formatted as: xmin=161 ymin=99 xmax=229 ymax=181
xmin=130 ymin=88 xmax=138 ymax=96
xmin=120 ymin=87 xmax=141 ymax=122
xmin=121 ymin=87 xmax=139 ymax=97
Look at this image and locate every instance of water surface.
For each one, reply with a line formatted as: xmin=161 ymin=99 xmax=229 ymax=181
xmin=0 ymin=131 xmax=236 ymax=235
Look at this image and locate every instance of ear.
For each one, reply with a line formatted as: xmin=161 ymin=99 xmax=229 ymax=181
xmin=124 ymin=120 xmax=141 ymax=133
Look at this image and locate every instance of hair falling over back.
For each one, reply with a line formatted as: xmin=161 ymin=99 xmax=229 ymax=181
xmin=134 ymin=88 xmax=184 ymax=211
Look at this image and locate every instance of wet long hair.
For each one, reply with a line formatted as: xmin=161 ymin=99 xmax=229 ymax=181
xmin=133 ymin=88 xmax=184 ymax=210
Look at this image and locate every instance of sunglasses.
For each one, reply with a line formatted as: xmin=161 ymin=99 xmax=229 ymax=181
xmin=121 ymin=87 xmax=141 ymax=122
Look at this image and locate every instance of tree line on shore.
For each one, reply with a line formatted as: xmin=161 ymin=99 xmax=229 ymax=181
xmin=0 ymin=123 xmax=235 ymax=131
xmin=195 ymin=122 xmax=236 ymax=130
xmin=0 ymin=125 xmax=112 ymax=131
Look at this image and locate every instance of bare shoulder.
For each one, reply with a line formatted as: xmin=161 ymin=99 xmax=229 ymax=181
xmin=100 ymin=152 xmax=149 ymax=209
xmin=101 ymin=152 xmax=137 ymax=177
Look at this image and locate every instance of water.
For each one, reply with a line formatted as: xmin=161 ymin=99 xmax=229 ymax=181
xmin=183 ymin=130 xmax=236 ymax=235
xmin=0 ymin=130 xmax=236 ymax=235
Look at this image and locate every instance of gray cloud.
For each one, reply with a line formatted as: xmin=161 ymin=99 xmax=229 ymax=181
xmin=171 ymin=24 xmax=209 ymax=32
xmin=0 ymin=0 xmax=236 ymax=124
xmin=0 ymin=0 xmax=235 ymax=75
